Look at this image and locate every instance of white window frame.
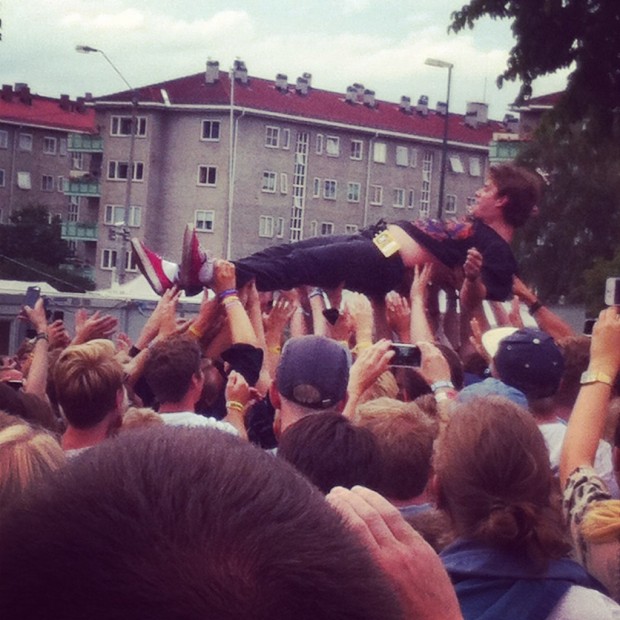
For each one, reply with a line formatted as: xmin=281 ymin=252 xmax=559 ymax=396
xmin=57 ymin=176 xmax=65 ymax=193
xmin=43 ymin=136 xmax=57 ymax=155
xmin=101 ymin=249 xmax=117 ymax=270
xmin=276 ymin=217 xmax=285 ymax=238
xmin=125 ymin=250 xmax=138 ymax=272
xmin=310 ymin=220 xmax=318 ymax=237
xmin=261 ymin=171 xmax=277 ymax=193
xmin=72 ymin=152 xmax=84 ymax=171
xmin=316 ymin=134 xmax=324 ymax=155
xmin=265 ymin=126 xmax=280 ymax=148
xmin=104 ymin=205 xmax=142 ymax=227
xmin=325 ymin=136 xmax=340 ymax=157
xmin=407 ymin=189 xmax=415 ymax=209
xmin=347 ymin=182 xmax=361 ymax=203
xmin=373 ymin=142 xmax=386 ymax=164
xmin=59 ymin=138 xmax=67 ymax=156
xmin=445 ymin=194 xmax=457 ymax=215
xmin=201 ymin=120 xmax=221 ymax=142
xmin=469 ymin=157 xmax=482 ymax=177
xmin=320 ymin=222 xmax=334 ymax=236
xmin=313 ymin=177 xmax=321 ymax=198
xmin=194 ymin=209 xmax=215 ymax=233
xmin=280 ymin=173 xmax=289 ymax=194
xmin=197 ymin=165 xmax=217 ymax=187
xmin=0 ymin=130 xmax=8 ymax=149
xmin=449 ymin=155 xmax=465 ymax=174
xmin=259 ymin=215 xmax=275 ymax=238
xmin=410 ymin=148 xmax=418 ymax=168
xmin=345 ymin=224 xmax=359 ymax=234
xmin=108 ymin=160 xmax=144 ymax=181
xmin=393 ymin=188 xmax=405 ymax=209
xmin=17 ymin=171 xmax=31 ymax=190
xmin=111 ymin=116 xmax=147 ymax=137
xmin=0 ymin=169 xmax=5 ymax=187
xmin=323 ymin=179 xmax=337 ymax=200
xmin=67 ymin=200 xmax=80 ymax=223
xmin=370 ymin=184 xmax=383 ymax=206
xmin=41 ymin=175 xmax=54 ymax=192
xmin=18 ymin=133 xmax=33 ymax=152
xmin=395 ymin=146 xmax=409 ymax=167
xmin=282 ymin=128 xmax=291 ymax=150
xmin=350 ymin=140 xmax=363 ymax=161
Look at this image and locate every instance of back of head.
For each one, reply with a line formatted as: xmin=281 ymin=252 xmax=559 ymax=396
xmin=144 ymin=334 xmax=201 ymax=404
xmin=0 ymin=426 xmax=400 ymax=620
xmin=490 ymin=163 xmax=542 ymax=228
xmin=356 ymin=398 xmax=436 ymax=500
xmin=278 ymin=412 xmax=380 ymax=494
xmin=54 ymin=339 xmax=124 ymax=429
xmin=556 ymin=335 xmax=591 ymax=406
xmin=0 ymin=413 xmax=65 ymax=518
xmin=435 ymin=397 xmax=569 ymax=566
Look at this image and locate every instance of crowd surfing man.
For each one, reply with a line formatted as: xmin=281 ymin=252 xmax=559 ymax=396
xmin=132 ymin=163 xmax=541 ymax=302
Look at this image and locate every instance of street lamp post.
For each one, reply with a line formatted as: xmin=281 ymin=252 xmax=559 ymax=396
xmin=425 ymin=58 xmax=453 ymax=220
xmin=76 ymin=45 xmax=137 ymax=285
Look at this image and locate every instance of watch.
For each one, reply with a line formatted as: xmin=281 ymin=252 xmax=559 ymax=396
xmin=580 ymin=370 xmax=614 ymax=387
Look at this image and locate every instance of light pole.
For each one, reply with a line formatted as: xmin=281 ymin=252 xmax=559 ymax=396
xmin=425 ymin=58 xmax=453 ymax=220
xmin=76 ymin=45 xmax=137 ymax=285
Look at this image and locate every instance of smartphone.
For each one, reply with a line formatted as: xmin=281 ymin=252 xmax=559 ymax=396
xmin=389 ymin=343 xmax=421 ymax=367
xmin=583 ymin=318 xmax=597 ymax=336
xmin=605 ymin=278 xmax=620 ymax=306
xmin=24 ymin=286 xmax=41 ymax=309
xmin=52 ymin=310 xmax=65 ymax=322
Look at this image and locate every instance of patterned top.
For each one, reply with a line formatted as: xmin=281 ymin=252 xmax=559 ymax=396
xmin=563 ymin=466 xmax=620 ymax=602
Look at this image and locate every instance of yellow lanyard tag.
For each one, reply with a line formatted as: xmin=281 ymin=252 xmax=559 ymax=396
xmin=372 ymin=230 xmax=401 ymax=257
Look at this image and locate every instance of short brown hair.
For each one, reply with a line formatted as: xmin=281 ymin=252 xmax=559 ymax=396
xmin=490 ymin=163 xmax=541 ymax=228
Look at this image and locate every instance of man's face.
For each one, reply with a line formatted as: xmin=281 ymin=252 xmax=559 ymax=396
xmin=471 ymin=177 xmax=504 ymax=224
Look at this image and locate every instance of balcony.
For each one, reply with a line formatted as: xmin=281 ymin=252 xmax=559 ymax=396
xmin=68 ymin=133 xmax=104 ymax=152
xmin=489 ymin=139 xmax=522 ymax=164
xmin=63 ymin=178 xmax=101 ymax=197
xmin=61 ymin=222 xmax=98 ymax=242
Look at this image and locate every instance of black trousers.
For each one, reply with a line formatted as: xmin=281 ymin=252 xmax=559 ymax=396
xmin=234 ymin=234 xmax=406 ymax=298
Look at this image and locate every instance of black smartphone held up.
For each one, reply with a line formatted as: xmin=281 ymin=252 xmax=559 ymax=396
xmin=24 ymin=285 xmax=41 ymax=309
xmin=583 ymin=318 xmax=597 ymax=336
xmin=605 ymin=278 xmax=620 ymax=306
xmin=52 ymin=310 xmax=65 ymax=322
xmin=389 ymin=343 xmax=422 ymax=367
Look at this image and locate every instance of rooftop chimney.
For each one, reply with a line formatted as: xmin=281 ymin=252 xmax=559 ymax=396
xmin=205 ymin=60 xmax=220 ymax=84
xmin=302 ymin=72 xmax=312 ymax=88
xmin=275 ymin=73 xmax=288 ymax=92
xmin=436 ymin=101 xmax=448 ymax=116
xmin=416 ymin=95 xmax=429 ymax=117
xmin=1 ymin=84 xmax=13 ymax=102
xmin=363 ymin=89 xmax=376 ymax=108
xmin=295 ymin=76 xmax=309 ymax=96
xmin=59 ymin=94 xmax=71 ymax=111
xmin=503 ymin=113 xmax=519 ymax=133
xmin=465 ymin=101 xmax=488 ymax=127
xmin=233 ymin=60 xmax=248 ymax=84
xmin=76 ymin=96 xmax=86 ymax=113
xmin=353 ymin=83 xmax=365 ymax=100
xmin=17 ymin=85 xmax=32 ymax=105
xmin=345 ymin=85 xmax=357 ymax=104
xmin=399 ymin=95 xmax=412 ymax=114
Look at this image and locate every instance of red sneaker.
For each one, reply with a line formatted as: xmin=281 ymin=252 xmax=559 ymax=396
xmin=130 ymin=238 xmax=175 ymax=295
xmin=180 ymin=225 xmax=213 ymax=294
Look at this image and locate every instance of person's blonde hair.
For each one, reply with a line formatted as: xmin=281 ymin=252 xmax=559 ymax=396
xmin=0 ymin=414 xmax=65 ymax=514
xmin=120 ymin=407 xmax=163 ymax=432
xmin=581 ymin=500 xmax=620 ymax=543
xmin=54 ymin=340 xmax=124 ymax=429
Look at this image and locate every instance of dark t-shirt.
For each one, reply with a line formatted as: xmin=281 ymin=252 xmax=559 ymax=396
xmin=394 ymin=218 xmax=518 ymax=301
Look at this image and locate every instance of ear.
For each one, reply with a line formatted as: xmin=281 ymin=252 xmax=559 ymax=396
xmin=269 ymin=382 xmax=281 ymax=409
xmin=115 ymin=387 xmax=126 ymax=414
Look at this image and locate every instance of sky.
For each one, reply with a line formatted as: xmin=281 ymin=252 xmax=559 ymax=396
xmin=1 ymin=0 xmax=570 ymax=120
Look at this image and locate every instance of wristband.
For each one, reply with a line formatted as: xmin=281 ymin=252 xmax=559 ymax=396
xmin=528 ymin=300 xmax=543 ymax=315
xmin=435 ymin=390 xmax=457 ymax=403
xmin=188 ymin=325 xmax=203 ymax=339
xmin=218 ymin=289 xmax=238 ymax=300
xmin=268 ymin=345 xmax=282 ymax=354
xmin=34 ymin=332 xmax=49 ymax=343
xmin=308 ymin=288 xmax=324 ymax=300
xmin=226 ymin=400 xmax=245 ymax=413
xmin=222 ymin=298 xmax=241 ymax=309
xmin=430 ymin=380 xmax=454 ymax=393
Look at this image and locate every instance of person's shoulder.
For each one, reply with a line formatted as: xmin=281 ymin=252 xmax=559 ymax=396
xmin=547 ymin=586 xmax=620 ymax=620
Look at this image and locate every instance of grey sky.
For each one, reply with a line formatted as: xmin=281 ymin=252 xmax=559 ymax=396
xmin=2 ymin=0 xmax=569 ymax=119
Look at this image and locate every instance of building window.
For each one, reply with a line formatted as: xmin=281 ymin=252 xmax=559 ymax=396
xmin=310 ymin=220 xmax=318 ymax=237
xmin=72 ymin=152 xmax=84 ymax=171
xmin=282 ymin=129 xmax=291 ymax=150
xmin=326 ymin=136 xmax=340 ymax=157
xmin=445 ymin=194 xmax=457 ymax=215
xmin=57 ymin=176 xmax=65 ymax=192
xmin=111 ymin=116 xmax=147 ymax=137
xmin=197 ymin=165 xmax=217 ymax=186
xmin=320 ymin=222 xmax=334 ymax=236
xmin=19 ymin=133 xmax=33 ymax=152
xmin=313 ymin=177 xmax=321 ymax=198
xmin=59 ymin=138 xmax=67 ymax=156
xmin=347 ymin=182 xmax=361 ymax=203
xmin=0 ymin=169 xmax=5 ymax=187
xmin=373 ymin=142 xmax=386 ymax=164
xmin=125 ymin=250 xmax=138 ymax=272
xmin=469 ymin=157 xmax=482 ymax=177
xmin=316 ymin=134 xmax=324 ymax=155
xmin=101 ymin=249 xmax=117 ymax=270
xmin=108 ymin=161 xmax=144 ymax=181
xmin=67 ymin=200 xmax=79 ymax=223
xmin=43 ymin=137 xmax=57 ymax=155
xmin=276 ymin=217 xmax=285 ymax=238
xmin=17 ymin=171 xmax=32 ymax=190
xmin=0 ymin=130 xmax=8 ymax=149
xmin=323 ymin=179 xmax=337 ymax=200
xmin=393 ymin=188 xmax=405 ymax=208
xmin=410 ymin=148 xmax=418 ymax=168
xmin=350 ymin=140 xmax=363 ymax=161
xmin=395 ymin=146 xmax=409 ymax=167
xmin=105 ymin=205 xmax=142 ymax=227
xmin=407 ymin=189 xmax=415 ymax=209
xmin=449 ymin=155 xmax=464 ymax=174
xmin=262 ymin=171 xmax=277 ymax=193
xmin=259 ymin=215 xmax=275 ymax=238
xmin=195 ymin=210 xmax=215 ymax=232
xmin=345 ymin=224 xmax=359 ymax=234
xmin=265 ymin=126 xmax=280 ymax=148
xmin=370 ymin=185 xmax=383 ymax=206
xmin=280 ymin=173 xmax=289 ymax=194
xmin=41 ymin=175 xmax=54 ymax=192
xmin=420 ymin=152 xmax=433 ymax=216
xmin=201 ymin=120 xmax=221 ymax=141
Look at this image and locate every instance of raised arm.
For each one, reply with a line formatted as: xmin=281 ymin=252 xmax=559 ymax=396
xmin=409 ymin=263 xmax=435 ymax=344
xmin=21 ymin=298 xmax=49 ymax=400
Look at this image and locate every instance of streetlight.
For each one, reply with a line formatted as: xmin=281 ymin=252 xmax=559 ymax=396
xmin=425 ymin=57 xmax=453 ymax=220
xmin=76 ymin=44 xmax=137 ymax=285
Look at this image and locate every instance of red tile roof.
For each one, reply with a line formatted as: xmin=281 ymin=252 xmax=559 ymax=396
xmin=0 ymin=90 xmax=96 ymax=133
xmin=98 ymin=70 xmax=508 ymax=148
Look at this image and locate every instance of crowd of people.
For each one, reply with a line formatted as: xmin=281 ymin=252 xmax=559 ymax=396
xmin=2 ymin=163 xmax=620 ymax=619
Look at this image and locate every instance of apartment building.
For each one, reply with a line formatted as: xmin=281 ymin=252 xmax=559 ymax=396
xmin=0 ymin=83 xmax=98 ymax=279
xmin=89 ymin=60 xmax=511 ymax=288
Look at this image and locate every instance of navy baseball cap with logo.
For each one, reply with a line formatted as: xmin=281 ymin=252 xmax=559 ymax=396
xmin=276 ymin=336 xmax=351 ymax=409
xmin=492 ymin=328 xmax=565 ymax=399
